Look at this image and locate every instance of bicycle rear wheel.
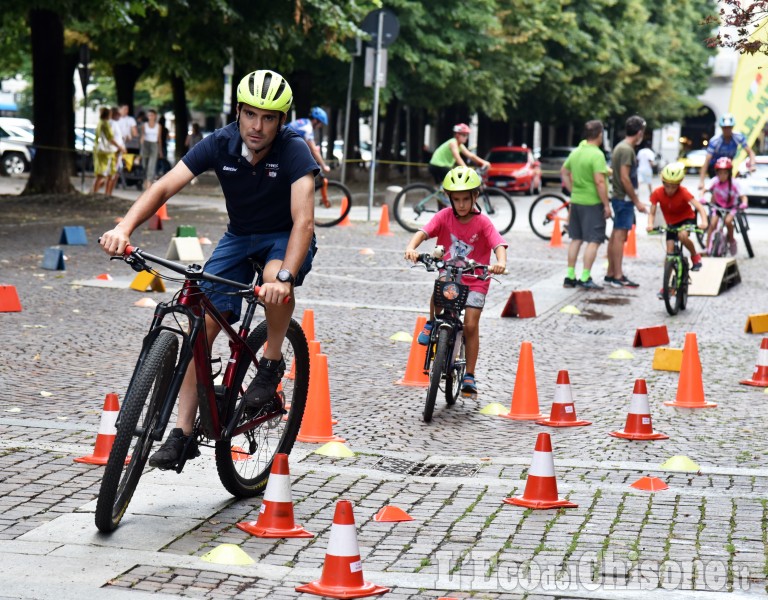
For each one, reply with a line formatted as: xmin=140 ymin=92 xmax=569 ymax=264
xmin=529 ymin=193 xmax=568 ymax=240
xmin=215 ymin=319 xmax=309 ymax=497
xmin=662 ymin=259 xmax=681 ymax=316
xmin=393 ymin=183 xmax=443 ymax=232
xmin=314 ymin=179 xmax=353 ymax=227
xmin=95 ymin=332 xmax=179 ymax=532
xmin=736 ymin=212 xmax=754 ymax=258
xmin=480 ymin=188 xmax=515 ymax=235
xmin=424 ymin=328 xmax=450 ymax=423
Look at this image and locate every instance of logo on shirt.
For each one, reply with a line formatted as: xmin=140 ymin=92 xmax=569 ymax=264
xmin=266 ymin=163 xmax=279 ymax=170
xmin=222 ymin=165 xmax=237 ymax=172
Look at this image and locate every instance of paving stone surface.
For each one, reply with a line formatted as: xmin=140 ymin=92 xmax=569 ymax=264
xmin=0 ymin=181 xmax=767 ymax=598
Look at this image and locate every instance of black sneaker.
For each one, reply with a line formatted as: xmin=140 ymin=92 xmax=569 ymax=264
xmin=244 ymin=356 xmax=286 ymax=411
xmin=577 ymin=278 xmax=603 ymax=290
xmin=149 ymin=428 xmax=199 ymax=470
xmin=618 ymin=275 xmax=639 ymax=288
xmin=563 ymin=277 xmax=577 ymax=288
xmin=603 ymin=276 xmax=624 ymax=288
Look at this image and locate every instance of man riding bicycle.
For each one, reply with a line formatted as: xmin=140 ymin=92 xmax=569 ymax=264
xmin=286 ymin=106 xmax=332 ymax=173
xmin=99 ymin=69 xmax=319 ymax=469
xmin=428 ymin=123 xmax=490 ymax=186
xmin=698 ymin=113 xmax=756 ymax=190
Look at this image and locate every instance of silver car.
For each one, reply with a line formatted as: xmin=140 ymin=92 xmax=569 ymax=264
xmin=538 ymin=146 xmax=576 ymax=184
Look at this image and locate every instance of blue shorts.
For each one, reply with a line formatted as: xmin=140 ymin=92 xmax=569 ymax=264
xmin=203 ymin=231 xmax=316 ymax=323
xmin=611 ymin=198 xmax=635 ymax=230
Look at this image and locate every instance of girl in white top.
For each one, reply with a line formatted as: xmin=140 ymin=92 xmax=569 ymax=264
xmin=140 ymin=109 xmax=163 ymax=189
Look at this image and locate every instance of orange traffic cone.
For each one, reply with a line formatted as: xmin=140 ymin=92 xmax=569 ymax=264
xmin=376 ymin=205 xmax=393 ymax=236
xmin=503 ymin=432 xmax=577 ymax=509
xmin=296 ymin=500 xmax=389 ymax=598
xmin=301 ymin=308 xmax=316 ymax=343
xmin=664 ymin=333 xmax=717 ymax=408
xmin=156 ymin=204 xmax=170 ymax=221
xmin=630 ymin=476 xmax=669 ymax=492
xmin=0 ymin=285 xmax=22 ymax=312
xmin=373 ymin=505 xmax=413 ymax=522
xmin=74 ymin=393 xmax=128 ymax=465
xmin=609 ymin=379 xmax=668 ymax=440
xmin=549 ymin=215 xmax=563 ymax=248
xmin=148 ymin=214 xmax=163 ymax=230
xmin=338 ymin=197 xmax=352 ymax=227
xmin=536 ymin=370 xmax=591 ymax=427
xmin=395 ymin=316 xmax=429 ymax=387
xmin=740 ymin=337 xmax=768 ymax=387
xmin=297 ymin=353 xmax=345 ymax=443
xmin=624 ymin=224 xmax=637 ymax=257
xmin=237 ymin=453 xmax=313 ymax=538
xmin=500 ymin=341 xmax=543 ymax=420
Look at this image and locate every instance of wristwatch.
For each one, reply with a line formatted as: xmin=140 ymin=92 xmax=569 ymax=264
xmin=276 ymin=269 xmax=295 ymax=285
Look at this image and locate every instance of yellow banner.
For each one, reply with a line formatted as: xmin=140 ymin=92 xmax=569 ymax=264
xmin=729 ymin=17 xmax=768 ymax=167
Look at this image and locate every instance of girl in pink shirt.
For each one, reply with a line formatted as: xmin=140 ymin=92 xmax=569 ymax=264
xmin=704 ymin=157 xmax=747 ymax=255
xmin=404 ymin=167 xmax=508 ymax=396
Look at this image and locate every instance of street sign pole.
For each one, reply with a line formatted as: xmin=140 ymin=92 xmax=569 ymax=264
xmin=367 ymin=11 xmax=385 ymax=221
xmin=341 ymin=38 xmax=360 ymax=187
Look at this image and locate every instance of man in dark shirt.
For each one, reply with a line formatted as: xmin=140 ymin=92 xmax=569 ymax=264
xmin=99 ymin=70 xmax=318 ymax=469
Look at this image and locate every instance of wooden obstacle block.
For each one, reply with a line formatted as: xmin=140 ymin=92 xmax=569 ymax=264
xmin=652 ymin=347 xmax=683 ymax=372
xmin=501 ymin=290 xmax=536 ymax=318
xmin=166 ymin=237 xmax=205 ymax=262
xmin=58 ymin=226 xmax=87 ymax=245
xmin=0 ymin=285 xmax=22 ymax=312
xmin=176 ymin=225 xmax=197 ymax=237
xmin=148 ymin=214 xmax=163 ymax=230
xmin=633 ymin=325 xmax=670 ymax=348
xmin=130 ymin=271 xmax=166 ymax=292
xmin=41 ymin=247 xmax=65 ymax=270
xmin=745 ymin=313 xmax=768 ymax=334
xmin=688 ymin=257 xmax=740 ymax=296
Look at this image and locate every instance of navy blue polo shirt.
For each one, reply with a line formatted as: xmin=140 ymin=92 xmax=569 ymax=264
xmin=182 ymin=122 xmax=319 ymax=235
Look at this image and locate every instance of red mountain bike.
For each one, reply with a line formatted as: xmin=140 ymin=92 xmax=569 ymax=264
xmin=94 ymin=245 xmax=309 ymax=532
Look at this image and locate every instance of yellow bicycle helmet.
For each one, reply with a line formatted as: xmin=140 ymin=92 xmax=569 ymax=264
xmin=661 ymin=162 xmax=686 ymax=184
xmin=442 ymin=166 xmax=482 ymax=192
xmin=236 ymin=70 xmax=293 ymax=113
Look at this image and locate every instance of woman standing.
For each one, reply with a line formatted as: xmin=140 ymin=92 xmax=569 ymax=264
xmin=140 ymin=109 xmax=163 ymax=189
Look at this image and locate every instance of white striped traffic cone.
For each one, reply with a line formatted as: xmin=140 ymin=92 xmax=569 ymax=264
xmin=236 ymin=453 xmax=313 ymax=538
xmin=503 ymin=433 xmax=577 ymax=509
xmin=296 ymin=500 xmax=389 ymax=599
xmin=74 ymin=393 xmax=127 ymax=465
xmin=740 ymin=338 xmax=768 ymax=387
xmin=609 ymin=379 xmax=668 ymax=440
xmin=536 ymin=370 xmax=591 ymax=427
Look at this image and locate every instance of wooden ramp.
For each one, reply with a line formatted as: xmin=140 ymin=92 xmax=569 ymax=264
xmin=688 ymin=257 xmax=740 ymax=296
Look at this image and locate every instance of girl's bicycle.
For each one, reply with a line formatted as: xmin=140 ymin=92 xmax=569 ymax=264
xmin=393 ymin=171 xmax=515 ymax=235
xmin=314 ymin=172 xmax=354 ymax=227
xmin=94 ymin=245 xmax=309 ymax=532
xmin=696 ymin=203 xmax=754 ymax=259
xmin=528 ymin=191 xmax=569 ymax=240
xmin=414 ymin=250 xmax=492 ymax=423
xmin=650 ymin=224 xmax=702 ymax=316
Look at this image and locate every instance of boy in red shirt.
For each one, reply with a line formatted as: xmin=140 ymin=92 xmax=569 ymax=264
xmin=646 ymin=162 xmax=708 ymax=295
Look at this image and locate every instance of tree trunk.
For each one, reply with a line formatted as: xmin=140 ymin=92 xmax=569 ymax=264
xmin=289 ymin=69 xmax=312 ymax=119
xmin=170 ymin=75 xmax=188 ymax=163
xmin=23 ymin=9 xmax=74 ymax=196
xmin=113 ymin=61 xmax=148 ymax=113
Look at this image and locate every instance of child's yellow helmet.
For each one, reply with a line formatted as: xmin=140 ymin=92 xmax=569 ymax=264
xmin=661 ymin=162 xmax=686 ymax=184
xmin=442 ymin=166 xmax=481 ymax=192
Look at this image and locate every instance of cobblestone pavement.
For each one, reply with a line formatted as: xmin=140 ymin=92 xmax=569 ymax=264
xmin=0 ymin=180 xmax=767 ymax=599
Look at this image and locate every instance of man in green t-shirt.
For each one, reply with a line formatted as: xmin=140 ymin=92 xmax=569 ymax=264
xmin=428 ymin=123 xmax=490 ymax=185
xmin=560 ymin=120 xmax=612 ymax=290
xmin=605 ymin=115 xmax=648 ymax=288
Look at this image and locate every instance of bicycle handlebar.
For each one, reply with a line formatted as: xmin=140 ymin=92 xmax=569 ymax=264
xmin=649 ymin=225 xmax=703 ymax=235
xmin=415 ymin=253 xmax=492 ymax=279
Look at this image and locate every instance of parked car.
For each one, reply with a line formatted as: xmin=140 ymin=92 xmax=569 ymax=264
xmin=737 ymin=155 xmax=768 ymax=209
xmin=678 ymin=148 xmax=708 ymax=174
xmin=0 ymin=125 xmax=33 ymax=176
xmin=483 ymin=146 xmax=542 ymax=194
xmin=538 ymin=146 xmax=576 ymax=184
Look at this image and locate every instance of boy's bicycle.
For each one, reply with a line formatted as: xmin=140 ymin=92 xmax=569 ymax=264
xmin=696 ymin=203 xmax=754 ymax=259
xmin=314 ymin=172 xmax=354 ymax=227
xmin=94 ymin=245 xmax=309 ymax=532
xmin=528 ymin=191 xmax=569 ymax=240
xmin=414 ymin=250 xmax=493 ymax=423
xmin=393 ymin=169 xmax=515 ymax=235
xmin=650 ymin=224 xmax=702 ymax=316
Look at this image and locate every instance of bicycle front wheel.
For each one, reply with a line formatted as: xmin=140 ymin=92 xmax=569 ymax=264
xmin=215 ymin=318 xmax=309 ymax=497
xmin=679 ymin=262 xmax=689 ymax=311
xmin=662 ymin=259 xmax=681 ymax=316
xmin=736 ymin=212 xmax=754 ymax=258
xmin=424 ymin=328 xmax=450 ymax=422
xmin=314 ymin=179 xmax=353 ymax=227
xmin=95 ymin=332 xmax=179 ymax=532
xmin=529 ymin=193 xmax=568 ymax=240
xmin=444 ymin=336 xmax=465 ymax=406
xmin=393 ymin=183 xmax=442 ymax=232
xmin=480 ymin=188 xmax=515 ymax=235
xmin=711 ymin=231 xmax=727 ymax=257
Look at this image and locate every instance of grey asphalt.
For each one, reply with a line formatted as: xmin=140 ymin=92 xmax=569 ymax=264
xmin=0 ymin=172 xmax=767 ymax=599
